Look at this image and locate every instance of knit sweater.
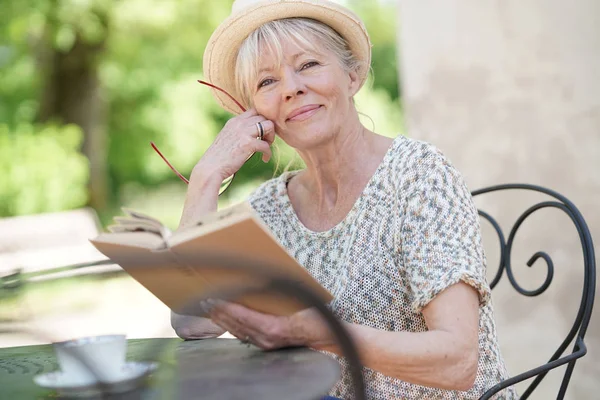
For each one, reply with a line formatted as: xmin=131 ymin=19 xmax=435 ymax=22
xmin=248 ymin=135 xmax=516 ymax=399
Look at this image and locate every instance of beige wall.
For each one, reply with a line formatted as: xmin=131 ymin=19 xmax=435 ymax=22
xmin=396 ymin=0 xmax=599 ymax=398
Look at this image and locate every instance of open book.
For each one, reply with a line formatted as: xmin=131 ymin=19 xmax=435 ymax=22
xmin=90 ymin=202 xmax=333 ymax=317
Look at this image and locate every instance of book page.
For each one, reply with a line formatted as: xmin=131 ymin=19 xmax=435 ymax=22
xmin=92 ymin=231 xmax=165 ymax=250
xmin=121 ymin=208 xmax=165 ymax=226
xmin=108 ymin=218 xmax=171 ymax=239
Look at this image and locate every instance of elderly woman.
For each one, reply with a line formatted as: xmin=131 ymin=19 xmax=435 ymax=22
xmin=171 ymin=0 xmax=516 ymax=399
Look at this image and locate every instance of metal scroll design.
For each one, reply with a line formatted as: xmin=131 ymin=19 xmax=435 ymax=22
xmin=472 ymin=184 xmax=596 ymax=400
xmin=3 ymin=183 xmax=593 ymax=400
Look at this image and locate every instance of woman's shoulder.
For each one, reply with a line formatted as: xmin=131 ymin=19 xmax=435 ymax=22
xmin=390 ymin=135 xmax=448 ymax=168
xmin=247 ymin=174 xmax=282 ymax=207
xmin=387 ymin=135 xmax=460 ymax=194
xmin=247 ymin=171 xmax=297 ymax=222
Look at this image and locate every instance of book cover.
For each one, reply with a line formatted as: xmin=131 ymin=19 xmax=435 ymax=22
xmin=90 ymin=202 xmax=333 ymax=316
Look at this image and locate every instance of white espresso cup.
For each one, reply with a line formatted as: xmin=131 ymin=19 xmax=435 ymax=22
xmin=53 ymin=334 xmax=127 ymax=385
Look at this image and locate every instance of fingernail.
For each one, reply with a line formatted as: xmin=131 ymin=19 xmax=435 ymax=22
xmin=202 ymin=299 xmax=218 ymax=313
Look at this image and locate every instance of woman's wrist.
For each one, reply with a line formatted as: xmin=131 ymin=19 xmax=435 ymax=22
xmin=190 ymin=162 xmax=227 ymax=188
xmin=289 ymin=309 xmax=338 ymax=349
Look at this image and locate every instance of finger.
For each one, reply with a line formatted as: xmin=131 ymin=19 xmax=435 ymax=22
xmin=245 ymin=116 xmax=269 ymax=135
xmin=209 ymin=303 xmax=265 ymax=343
xmin=210 ymin=314 xmax=245 ymax=338
xmin=210 ymin=301 xmax=274 ymax=335
xmin=203 ymin=302 xmax=242 ymax=332
xmin=223 ymin=111 xmax=257 ymax=131
xmin=258 ymin=120 xmax=276 ymax=145
xmin=210 ymin=300 xmax=256 ymax=324
xmin=211 ymin=312 xmax=253 ymax=341
xmin=212 ymin=307 xmax=292 ymax=350
xmin=253 ymin=139 xmax=273 ymax=163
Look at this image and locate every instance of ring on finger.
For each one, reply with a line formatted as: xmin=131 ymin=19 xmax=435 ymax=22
xmin=256 ymin=121 xmax=264 ymax=141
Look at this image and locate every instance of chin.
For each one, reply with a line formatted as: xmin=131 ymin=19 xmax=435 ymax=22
xmin=287 ymin=128 xmax=335 ymax=150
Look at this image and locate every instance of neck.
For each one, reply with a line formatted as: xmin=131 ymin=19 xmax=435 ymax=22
xmin=294 ymin=116 xmax=383 ymax=213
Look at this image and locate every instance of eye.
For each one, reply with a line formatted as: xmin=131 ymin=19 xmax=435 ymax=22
xmin=300 ymin=61 xmax=319 ymax=70
xmin=258 ymin=78 xmax=274 ymax=89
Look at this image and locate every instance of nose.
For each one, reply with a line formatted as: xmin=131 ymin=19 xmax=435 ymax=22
xmin=281 ymin=68 xmax=306 ymax=102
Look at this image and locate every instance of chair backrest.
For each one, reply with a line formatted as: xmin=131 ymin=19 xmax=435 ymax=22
xmin=471 ymin=184 xmax=596 ymax=400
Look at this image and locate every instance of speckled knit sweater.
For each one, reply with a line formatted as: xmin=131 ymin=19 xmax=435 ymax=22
xmin=248 ymin=135 xmax=517 ymax=399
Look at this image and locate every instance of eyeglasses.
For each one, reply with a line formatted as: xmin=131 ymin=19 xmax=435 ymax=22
xmin=150 ymin=80 xmax=247 ymax=196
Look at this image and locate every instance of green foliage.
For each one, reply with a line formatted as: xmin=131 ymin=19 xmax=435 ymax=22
xmin=0 ymin=0 xmax=404 ymax=220
xmin=0 ymin=123 xmax=89 ymax=216
xmin=346 ymin=0 xmax=401 ymax=101
xmin=356 ymin=79 xmax=405 ymax=137
xmin=103 ymin=0 xmax=237 ymax=193
xmin=0 ymin=2 xmax=39 ymax=128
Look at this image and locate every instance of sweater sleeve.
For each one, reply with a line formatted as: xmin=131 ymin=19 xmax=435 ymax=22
xmin=398 ymin=161 xmax=491 ymax=313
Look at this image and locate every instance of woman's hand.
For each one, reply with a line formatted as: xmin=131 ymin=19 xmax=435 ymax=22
xmin=203 ymin=300 xmax=333 ymax=351
xmin=178 ymin=108 xmax=274 ymax=229
xmin=194 ymin=108 xmax=276 ymax=182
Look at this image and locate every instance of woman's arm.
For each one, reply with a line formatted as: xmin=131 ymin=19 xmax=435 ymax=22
xmin=170 ymin=109 xmax=276 ymax=339
xmin=171 ymin=168 xmax=226 ymax=339
xmin=308 ymin=282 xmax=480 ymax=391
xmin=171 ymin=166 xmax=227 ymax=339
xmin=206 ymin=282 xmax=480 ymax=391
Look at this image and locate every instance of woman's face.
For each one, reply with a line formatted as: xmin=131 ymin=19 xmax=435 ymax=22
xmin=251 ymin=38 xmax=360 ymax=150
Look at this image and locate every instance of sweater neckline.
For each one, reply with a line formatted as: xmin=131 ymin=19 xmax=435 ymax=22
xmin=276 ymin=136 xmax=403 ymax=238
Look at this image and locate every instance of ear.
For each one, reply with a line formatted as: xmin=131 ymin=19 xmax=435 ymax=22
xmin=347 ymin=68 xmax=360 ymax=96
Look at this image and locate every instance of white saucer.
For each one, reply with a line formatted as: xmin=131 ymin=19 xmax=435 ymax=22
xmin=33 ymin=361 xmax=158 ymax=396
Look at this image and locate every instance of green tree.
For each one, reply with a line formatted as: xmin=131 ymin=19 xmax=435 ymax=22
xmin=0 ymin=0 xmax=404 ymax=223
xmin=346 ymin=0 xmax=401 ymax=101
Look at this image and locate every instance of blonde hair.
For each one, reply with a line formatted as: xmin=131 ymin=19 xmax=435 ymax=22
xmin=234 ymin=17 xmax=367 ymax=108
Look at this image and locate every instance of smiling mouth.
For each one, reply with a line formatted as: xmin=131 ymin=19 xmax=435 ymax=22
xmin=287 ymin=106 xmax=323 ymax=122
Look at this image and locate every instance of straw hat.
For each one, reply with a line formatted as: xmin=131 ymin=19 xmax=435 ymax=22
xmin=203 ymin=0 xmax=372 ymax=114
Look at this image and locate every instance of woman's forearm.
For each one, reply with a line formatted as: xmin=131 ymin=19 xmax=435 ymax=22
xmin=172 ymin=166 xmax=225 ymax=339
xmin=314 ymin=323 xmax=478 ymax=391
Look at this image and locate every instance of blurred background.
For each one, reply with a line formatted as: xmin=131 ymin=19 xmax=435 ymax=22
xmin=0 ymin=0 xmax=598 ymax=398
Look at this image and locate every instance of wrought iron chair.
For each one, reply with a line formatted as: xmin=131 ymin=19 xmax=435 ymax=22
xmin=472 ymin=184 xmax=596 ymax=400
xmin=1 ymin=184 xmax=594 ymax=400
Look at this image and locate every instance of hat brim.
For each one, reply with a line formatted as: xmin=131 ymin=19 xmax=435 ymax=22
xmin=203 ymin=0 xmax=372 ymax=115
